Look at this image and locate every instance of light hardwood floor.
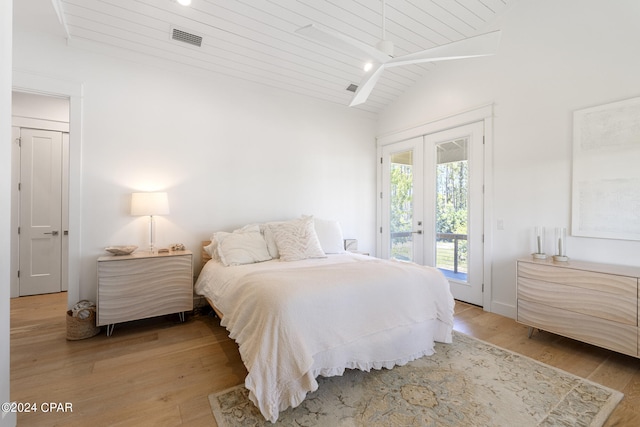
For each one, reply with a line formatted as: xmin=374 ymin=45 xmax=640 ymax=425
xmin=10 ymin=292 xmax=640 ymax=426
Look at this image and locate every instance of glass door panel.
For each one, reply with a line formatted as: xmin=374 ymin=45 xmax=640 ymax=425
xmin=389 ymin=150 xmax=414 ymax=261
xmin=435 ymin=138 xmax=469 ymax=282
xmin=380 ymin=137 xmax=423 ymax=263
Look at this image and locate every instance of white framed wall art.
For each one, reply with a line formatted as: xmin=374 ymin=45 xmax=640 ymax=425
xmin=571 ymin=96 xmax=640 ymax=241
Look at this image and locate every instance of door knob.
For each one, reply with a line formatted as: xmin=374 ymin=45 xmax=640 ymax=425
xmin=44 ymin=230 xmax=59 ymax=236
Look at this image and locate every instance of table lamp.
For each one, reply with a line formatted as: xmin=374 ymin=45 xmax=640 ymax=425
xmin=131 ymin=192 xmax=170 ymax=253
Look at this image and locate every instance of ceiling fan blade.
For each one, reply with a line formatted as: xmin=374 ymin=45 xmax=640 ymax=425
xmin=295 ymin=24 xmax=392 ymax=64
xmin=386 ymin=30 xmax=502 ymax=68
xmin=349 ymin=64 xmax=386 ymax=107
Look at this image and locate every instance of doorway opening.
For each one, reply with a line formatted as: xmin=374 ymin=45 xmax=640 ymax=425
xmin=379 ymin=119 xmax=486 ymax=307
xmin=11 ymin=91 xmax=70 ymax=297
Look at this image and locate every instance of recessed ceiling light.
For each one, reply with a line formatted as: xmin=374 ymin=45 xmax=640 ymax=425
xmin=177 ymin=0 xmax=191 ymax=6
xmin=363 ymin=62 xmax=373 ymax=72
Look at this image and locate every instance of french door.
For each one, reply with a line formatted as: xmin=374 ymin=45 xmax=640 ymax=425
xmin=380 ymin=122 xmax=485 ymax=306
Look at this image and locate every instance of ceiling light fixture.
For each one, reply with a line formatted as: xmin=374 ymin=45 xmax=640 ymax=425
xmin=176 ymin=0 xmax=192 ymax=6
xmin=363 ymin=62 xmax=373 ymax=72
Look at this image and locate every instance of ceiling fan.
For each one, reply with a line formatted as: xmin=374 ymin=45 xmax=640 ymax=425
xmin=295 ymin=0 xmax=501 ymax=107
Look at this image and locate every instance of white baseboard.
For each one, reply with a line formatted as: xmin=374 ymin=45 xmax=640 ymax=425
xmin=489 ymin=301 xmax=516 ymax=320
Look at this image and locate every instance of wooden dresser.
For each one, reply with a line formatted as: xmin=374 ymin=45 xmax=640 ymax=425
xmin=517 ymin=257 xmax=640 ymax=358
xmin=97 ymin=250 xmax=193 ymax=336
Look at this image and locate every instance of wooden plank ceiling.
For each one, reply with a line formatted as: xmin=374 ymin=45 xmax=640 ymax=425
xmin=54 ymin=0 xmax=512 ymax=114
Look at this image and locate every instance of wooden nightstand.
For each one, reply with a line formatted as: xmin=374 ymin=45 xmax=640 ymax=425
xmin=97 ymin=250 xmax=193 ymax=336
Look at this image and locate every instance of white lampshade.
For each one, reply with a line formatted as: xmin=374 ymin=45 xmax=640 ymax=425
xmin=130 ymin=192 xmax=170 ymax=216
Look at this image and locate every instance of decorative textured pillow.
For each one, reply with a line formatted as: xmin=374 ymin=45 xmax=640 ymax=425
xmin=213 ymin=225 xmax=272 ymax=266
xmin=268 ymin=216 xmax=326 ymax=261
xmin=313 ymin=218 xmax=346 ymax=254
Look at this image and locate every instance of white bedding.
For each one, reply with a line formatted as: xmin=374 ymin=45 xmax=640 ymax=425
xmin=195 ymin=253 xmax=455 ymax=422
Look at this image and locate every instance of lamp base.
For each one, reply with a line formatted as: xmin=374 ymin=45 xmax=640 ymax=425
xmin=553 ymin=255 xmax=569 ymax=262
xmin=532 ymin=253 xmax=547 ymax=260
xmin=148 ymin=215 xmax=156 ymax=255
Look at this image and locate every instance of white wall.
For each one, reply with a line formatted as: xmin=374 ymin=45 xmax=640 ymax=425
xmin=13 ymin=30 xmax=378 ymax=303
xmin=12 ymin=91 xmax=69 ymax=123
xmin=1 ymin=0 xmax=15 ymax=425
xmin=378 ymin=0 xmax=640 ymax=317
xmin=11 ymin=92 xmax=69 ymax=127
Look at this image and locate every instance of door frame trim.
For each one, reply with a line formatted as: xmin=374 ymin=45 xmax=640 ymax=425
xmin=376 ymin=104 xmax=494 ymax=311
xmin=12 ymin=70 xmax=83 ymax=307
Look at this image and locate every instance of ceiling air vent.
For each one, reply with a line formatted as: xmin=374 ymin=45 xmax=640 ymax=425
xmin=346 ymin=83 xmax=358 ymax=93
xmin=171 ymin=27 xmax=202 ymax=47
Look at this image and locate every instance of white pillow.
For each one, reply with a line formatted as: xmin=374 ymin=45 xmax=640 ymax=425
xmin=267 ymin=216 xmax=326 ymax=262
xmin=313 ymin=218 xmax=346 ymax=254
xmin=260 ymin=221 xmax=284 ymax=259
xmin=204 ymin=224 xmax=258 ymax=261
xmin=212 ymin=225 xmax=272 ymax=266
xmin=203 ymin=240 xmax=217 ymax=258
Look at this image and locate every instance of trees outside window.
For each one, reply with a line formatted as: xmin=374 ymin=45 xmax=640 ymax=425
xmin=389 ymin=157 xmax=468 ymax=273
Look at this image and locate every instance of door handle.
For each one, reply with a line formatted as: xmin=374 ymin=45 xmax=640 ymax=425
xmin=412 ymin=230 xmax=423 ymax=234
xmin=44 ymin=230 xmax=59 ymax=236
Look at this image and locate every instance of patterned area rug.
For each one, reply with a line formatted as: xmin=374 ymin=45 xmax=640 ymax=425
xmin=209 ymin=332 xmax=623 ymax=426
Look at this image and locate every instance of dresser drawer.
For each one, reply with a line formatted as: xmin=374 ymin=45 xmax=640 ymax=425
xmin=98 ymin=255 xmax=191 ymax=278
xmin=518 ymin=299 xmax=638 ymax=357
xmin=98 ymin=286 xmax=192 ymax=325
xmin=517 ymin=276 xmax=637 ymax=325
xmin=98 ymin=267 xmax=191 ymax=294
xmin=517 ymin=261 xmax=637 ymax=298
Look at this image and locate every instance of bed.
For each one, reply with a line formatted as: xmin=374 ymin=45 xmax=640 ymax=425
xmin=194 ymin=216 xmax=455 ymax=423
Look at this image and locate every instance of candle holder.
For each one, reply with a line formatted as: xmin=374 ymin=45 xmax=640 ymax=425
xmin=532 ymin=226 xmax=547 ymax=259
xmin=553 ymin=227 xmax=569 ymax=262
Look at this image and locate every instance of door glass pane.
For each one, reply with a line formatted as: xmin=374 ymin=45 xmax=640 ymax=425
xmin=390 ymin=150 xmax=414 ymax=261
xmin=435 ymin=139 xmax=469 ymax=282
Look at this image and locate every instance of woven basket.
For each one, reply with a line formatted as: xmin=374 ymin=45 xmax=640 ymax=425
xmin=66 ymin=309 xmax=101 ymax=340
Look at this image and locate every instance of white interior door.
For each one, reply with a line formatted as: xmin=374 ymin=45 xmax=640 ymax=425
xmin=424 ymin=122 xmax=484 ymax=305
xmin=19 ymin=128 xmax=64 ymax=296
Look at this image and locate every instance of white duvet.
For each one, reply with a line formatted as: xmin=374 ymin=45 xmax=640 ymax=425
xmin=195 ymin=253 xmax=455 ymax=422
